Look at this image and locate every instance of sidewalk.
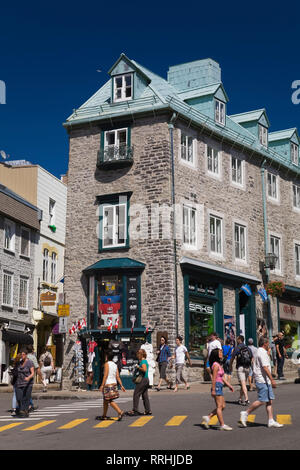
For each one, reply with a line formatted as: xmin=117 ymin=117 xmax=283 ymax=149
xmin=0 ymin=370 xmax=298 ymax=400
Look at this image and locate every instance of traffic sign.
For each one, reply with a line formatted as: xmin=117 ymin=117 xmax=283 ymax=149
xmin=58 ymin=304 xmax=70 ymax=317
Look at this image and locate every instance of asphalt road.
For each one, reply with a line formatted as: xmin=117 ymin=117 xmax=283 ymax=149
xmin=0 ymin=383 xmax=298 ymax=451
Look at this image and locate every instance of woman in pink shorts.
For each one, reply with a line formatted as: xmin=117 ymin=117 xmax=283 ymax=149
xmin=201 ymin=348 xmax=234 ymax=431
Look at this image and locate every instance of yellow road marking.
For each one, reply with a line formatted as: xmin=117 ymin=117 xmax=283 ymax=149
xmin=23 ymin=420 xmax=56 ymax=431
xmin=247 ymin=415 xmax=256 ymax=423
xmin=165 ymin=416 xmax=187 ymax=426
xmin=129 ymin=416 xmax=154 ymax=427
xmin=94 ymin=418 xmax=118 ymax=428
xmin=276 ymin=414 xmax=292 ymax=425
xmin=58 ymin=418 xmax=88 ymax=429
xmin=0 ymin=422 xmax=24 ymax=432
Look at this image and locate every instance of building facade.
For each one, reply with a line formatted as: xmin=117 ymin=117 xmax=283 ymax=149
xmin=0 ymin=161 xmax=67 ymax=367
xmin=0 ymin=184 xmax=41 ymax=384
xmin=63 ymin=54 xmax=300 ymax=389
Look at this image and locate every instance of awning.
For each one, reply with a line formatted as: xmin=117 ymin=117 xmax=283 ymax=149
xmin=180 ymin=257 xmax=261 ymax=284
xmin=1 ymin=330 xmax=33 ymax=345
xmin=83 ymin=257 xmax=146 ymax=273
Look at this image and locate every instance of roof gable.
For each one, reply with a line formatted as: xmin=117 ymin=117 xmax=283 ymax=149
xmin=230 ymin=109 xmax=270 ymax=128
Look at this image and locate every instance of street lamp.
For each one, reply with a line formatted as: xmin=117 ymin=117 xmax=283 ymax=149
xmin=264 ymin=252 xmax=278 ymax=271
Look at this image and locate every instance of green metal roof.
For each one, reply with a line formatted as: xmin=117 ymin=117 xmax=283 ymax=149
xmin=230 ymin=109 xmax=270 ymax=127
xmin=83 ymin=257 xmax=146 ymax=272
xmin=268 ymin=128 xmax=299 ymax=142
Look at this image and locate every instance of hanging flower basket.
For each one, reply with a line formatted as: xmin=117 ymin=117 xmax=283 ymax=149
xmin=48 ymin=225 xmax=56 ymax=233
xmin=266 ymin=281 xmax=285 ymax=297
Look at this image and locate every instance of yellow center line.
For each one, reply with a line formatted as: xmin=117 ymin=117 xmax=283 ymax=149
xmin=58 ymin=419 xmax=89 ymax=429
xmin=165 ymin=416 xmax=187 ymax=426
xmin=23 ymin=420 xmax=56 ymax=431
xmin=129 ymin=416 xmax=154 ymax=427
xmin=276 ymin=414 xmax=292 ymax=425
xmin=94 ymin=418 xmax=118 ymax=428
xmin=0 ymin=422 xmax=24 ymax=432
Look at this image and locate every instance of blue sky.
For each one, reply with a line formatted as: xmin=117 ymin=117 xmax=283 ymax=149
xmin=0 ymin=0 xmax=300 ymax=178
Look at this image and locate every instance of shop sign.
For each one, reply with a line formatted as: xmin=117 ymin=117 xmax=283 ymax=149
xmin=8 ymin=321 xmax=25 ymax=332
xmin=58 ymin=304 xmax=70 ymax=317
xmin=279 ymin=302 xmax=300 ymax=322
xmin=32 ymin=309 xmax=44 ymax=321
xmin=59 ymin=317 xmax=68 ymax=334
xmin=189 ymin=302 xmax=214 ymax=315
xmin=40 ymin=291 xmax=56 ymax=306
xmin=127 ymin=276 xmax=139 ymax=327
xmin=189 ymin=281 xmax=216 ymax=296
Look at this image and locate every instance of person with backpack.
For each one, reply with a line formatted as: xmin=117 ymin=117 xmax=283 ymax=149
xmin=230 ymin=335 xmax=252 ymax=406
xmin=39 ymin=347 xmax=54 ymax=392
xmin=222 ymin=339 xmax=234 ymax=386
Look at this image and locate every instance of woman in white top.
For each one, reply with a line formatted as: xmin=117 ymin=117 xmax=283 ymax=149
xmin=98 ymin=352 xmax=126 ymax=421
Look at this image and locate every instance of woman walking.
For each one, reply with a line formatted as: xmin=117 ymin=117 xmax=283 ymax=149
xmin=201 ymin=348 xmax=234 ymax=431
xmin=156 ymin=336 xmax=172 ymax=391
xmin=98 ymin=352 xmax=126 ymax=421
xmin=127 ymin=349 xmax=152 ymax=416
xmin=9 ymin=353 xmax=22 ymax=416
xmin=14 ymin=348 xmax=35 ymax=418
xmin=172 ymin=335 xmax=192 ymax=392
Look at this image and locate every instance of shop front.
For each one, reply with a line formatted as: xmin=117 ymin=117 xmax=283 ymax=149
xmin=181 ymin=257 xmax=261 ymax=363
xmin=81 ymin=257 xmax=154 ymax=389
xmin=0 ymin=319 xmax=34 ymax=385
xmin=277 ymin=285 xmax=300 ymax=357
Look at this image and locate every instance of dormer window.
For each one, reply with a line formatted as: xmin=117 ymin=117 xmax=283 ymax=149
xmin=215 ymin=99 xmax=225 ymax=125
xmin=259 ymin=124 xmax=268 ymax=147
xmin=291 ymin=142 xmax=299 ymax=165
xmin=113 ymin=73 xmax=133 ymax=102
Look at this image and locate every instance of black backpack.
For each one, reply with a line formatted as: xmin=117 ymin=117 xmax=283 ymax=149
xmin=44 ymin=354 xmax=51 ymax=367
xmin=238 ymin=346 xmax=252 ymax=368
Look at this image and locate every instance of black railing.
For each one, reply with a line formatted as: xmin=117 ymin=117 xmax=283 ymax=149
xmin=97 ymin=145 xmax=134 ymax=168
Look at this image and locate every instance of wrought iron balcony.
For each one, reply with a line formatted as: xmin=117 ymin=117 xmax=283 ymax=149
xmin=97 ymin=145 xmax=134 ymax=169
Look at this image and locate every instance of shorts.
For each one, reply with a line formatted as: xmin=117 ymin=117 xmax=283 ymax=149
xmin=159 ymin=361 xmax=168 ymax=380
xmin=211 ymin=382 xmax=223 ymax=396
xmin=237 ymin=367 xmax=250 ymax=383
xmin=255 ymin=382 xmax=275 ymax=402
xmin=223 ymin=360 xmax=231 ymax=375
xmin=249 ymin=366 xmax=253 ymax=377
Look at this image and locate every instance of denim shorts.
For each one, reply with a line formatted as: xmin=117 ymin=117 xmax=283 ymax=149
xmin=212 ymin=382 xmax=223 ymax=396
xmin=256 ymin=382 xmax=275 ymax=402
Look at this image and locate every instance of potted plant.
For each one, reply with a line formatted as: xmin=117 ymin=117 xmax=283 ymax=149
xmin=266 ymin=281 xmax=285 ymax=297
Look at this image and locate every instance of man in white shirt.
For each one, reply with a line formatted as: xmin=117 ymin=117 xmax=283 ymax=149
xmin=239 ymin=337 xmax=283 ymax=428
xmin=172 ymin=336 xmax=192 ymax=392
xmin=206 ymin=332 xmax=222 ymax=380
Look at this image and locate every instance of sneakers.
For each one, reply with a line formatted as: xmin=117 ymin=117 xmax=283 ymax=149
xmin=268 ymin=420 xmax=284 ymax=428
xmin=239 ymin=411 xmax=248 ymax=427
xmin=201 ymin=416 xmax=210 ymax=429
xmin=220 ymin=424 xmax=233 ymax=431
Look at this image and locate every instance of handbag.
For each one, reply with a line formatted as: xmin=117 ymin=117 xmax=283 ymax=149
xmin=132 ymin=368 xmax=143 ymax=384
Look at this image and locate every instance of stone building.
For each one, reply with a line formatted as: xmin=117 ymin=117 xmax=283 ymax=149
xmin=0 ymin=184 xmax=41 ymax=384
xmin=63 ymin=54 xmax=300 ymax=389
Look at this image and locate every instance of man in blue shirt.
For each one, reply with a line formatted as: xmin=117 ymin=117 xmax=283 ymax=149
xmin=156 ymin=336 xmax=172 ymax=391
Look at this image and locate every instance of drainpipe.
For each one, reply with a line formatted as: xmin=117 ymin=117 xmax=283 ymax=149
xmin=261 ymin=160 xmax=273 ymax=341
xmin=168 ymin=113 xmax=179 ymax=337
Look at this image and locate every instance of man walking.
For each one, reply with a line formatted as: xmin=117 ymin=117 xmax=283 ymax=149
xmin=230 ymin=335 xmax=252 ymax=405
xmin=27 ymin=345 xmax=43 ymax=411
xmin=172 ymin=335 xmax=192 ymax=392
xmin=239 ymin=337 xmax=283 ymax=428
xmin=275 ymin=332 xmax=287 ymax=380
xmin=206 ymin=332 xmax=222 ymax=380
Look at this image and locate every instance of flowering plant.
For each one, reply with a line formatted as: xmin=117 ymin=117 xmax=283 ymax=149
xmin=266 ymin=281 xmax=285 ymax=297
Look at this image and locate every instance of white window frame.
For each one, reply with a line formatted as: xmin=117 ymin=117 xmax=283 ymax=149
xmin=182 ymin=205 xmax=197 ymax=249
xmin=207 ymin=145 xmax=221 ymax=179
xmin=269 ymin=234 xmax=282 ymax=274
xmin=291 ymin=142 xmax=299 ymax=165
xmin=104 ymin=128 xmax=128 ymax=151
xmin=103 ymin=203 xmax=127 ymax=249
xmin=19 ymin=276 xmax=29 ymax=311
xmin=259 ymin=124 xmax=268 ymax=147
xmin=209 ymin=213 xmax=223 ymax=257
xmin=292 ymin=183 xmax=300 ymax=211
xmin=180 ymin=132 xmax=195 ymax=166
xmin=267 ymin=172 xmax=279 ymax=202
xmin=50 ymin=252 xmax=57 ymax=284
xmin=234 ymin=222 xmax=247 ymax=263
xmin=49 ymin=198 xmax=56 ymax=226
xmin=4 ymin=218 xmax=16 ymax=253
xmin=113 ymin=73 xmax=133 ymax=102
xmin=231 ymin=156 xmax=244 ymax=188
xmin=215 ymin=99 xmax=225 ymax=126
xmin=295 ymin=242 xmax=300 ymax=278
xmin=20 ymin=226 xmax=30 ymax=258
xmin=2 ymin=271 xmax=13 ymax=307
xmin=43 ymin=249 xmax=49 ymax=282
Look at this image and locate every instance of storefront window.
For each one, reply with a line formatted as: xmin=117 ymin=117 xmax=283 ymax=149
xmin=189 ymin=300 xmax=214 ymax=358
xmin=97 ymin=275 xmax=123 ymax=329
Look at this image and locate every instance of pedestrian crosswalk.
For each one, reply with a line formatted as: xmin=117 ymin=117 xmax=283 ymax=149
xmin=0 ymin=413 xmax=292 ymax=433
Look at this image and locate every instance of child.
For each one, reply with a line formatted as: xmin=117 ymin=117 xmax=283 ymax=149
xmin=201 ymin=348 xmax=234 ymax=431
